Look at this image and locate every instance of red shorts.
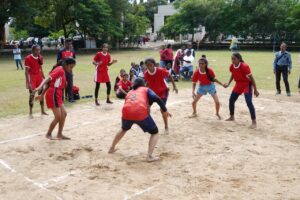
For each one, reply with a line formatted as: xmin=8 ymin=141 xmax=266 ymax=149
xmin=95 ymin=70 xmax=110 ymax=83
xmin=233 ymin=82 xmax=252 ymax=94
xmin=45 ymin=88 xmax=64 ymax=109
xmin=28 ymin=74 xmax=43 ymax=90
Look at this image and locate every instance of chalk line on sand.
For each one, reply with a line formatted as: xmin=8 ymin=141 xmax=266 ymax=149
xmin=0 ymin=159 xmax=63 ymax=200
xmin=0 ymin=116 xmax=116 ymax=145
xmin=123 ymin=185 xmax=157 ymax=200
xmin=40 ymin=171 xmax=78 ymax=187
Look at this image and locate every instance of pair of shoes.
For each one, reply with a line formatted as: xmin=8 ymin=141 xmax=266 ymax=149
xmin=68 ymin=99 xmax=75 ymax=103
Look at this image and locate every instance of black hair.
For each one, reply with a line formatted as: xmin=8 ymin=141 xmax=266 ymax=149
xmin=201 ymin=54 xmax=206 ymax=58
xmin=199 ymin=58 xmax=214 ymax=82
xmin=132 ymin=78 xmax=145 ymax=90
xmin=145 ymin=57 xmax=156 ymax=65
xmin=31 ymin=44 xmax=40 ymax=52
xmin=51 ymin=57 xmax=76 ymax=72
xmin=140 ymin=61 xmax=144 ymax=66
xmin=232 ymin=52 xmax=244 ymax=63
xmin=167 ymin=44 xmax=171 ymax=48
xmin=65 ymin=38 xmax=72 ymax=43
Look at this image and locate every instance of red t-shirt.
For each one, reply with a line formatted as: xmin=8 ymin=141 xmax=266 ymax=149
xmin=165 ymin=48 xmax=173 ymax=60
xmin=230 ymin=62 xmax=251 ymax=82
xmin=61 ymin=50 xmax=75 ymax=60
xmin=49 ymin=66 xmax=66 ymax=90
xmin=118 ymin=80 xmax=132 ymax=91
xmin=24 ymin=54 xmax=43 ymax=75
xmin=160 ymin=49 xmax=167 ymax=61
xmin=144 ymin=67 xmax=169 ymax=99
xmin=93 ymin=52 xmax=111 ymax=72
xmin=192 ymin=68 xmax=215 ymax=86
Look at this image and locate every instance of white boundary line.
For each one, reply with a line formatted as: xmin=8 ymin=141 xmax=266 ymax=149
xmin=40 ymin=171 xmax=78 ymax=187
xmin=0 ymin=116 xmax=116 ymax=145
xmin=123 ymin=185 xmax=157 ymax=200
xmin=0 ymin=159 xmax=63 ymax=200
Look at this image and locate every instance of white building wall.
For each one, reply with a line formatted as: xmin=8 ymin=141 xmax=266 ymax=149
xmin=154 ymin=5 xmax=177 ymax=34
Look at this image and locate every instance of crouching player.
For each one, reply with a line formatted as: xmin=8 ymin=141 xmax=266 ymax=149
xmin=108 ymin=78 xmax=172 ymax=162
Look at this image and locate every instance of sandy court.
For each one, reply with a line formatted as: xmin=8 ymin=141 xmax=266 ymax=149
xmin=0 ymin=88 xmax=300 ymax=200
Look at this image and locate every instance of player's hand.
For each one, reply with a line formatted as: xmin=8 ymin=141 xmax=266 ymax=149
xmin=35 ymin=95 xmax=43 ymax=102
xmin=162 ymin=111 xmax=172 ymax=119
xmin=288 ymin=70 xmax=291 ymax=75
xmin=254 ymin=89 xmax=259 ymax=97
xmin=273 ymin=69 xmax=276 ymax=74
xmin=223 ymin=83 xmax=229 ymax=88
xmin=173 ymin=87 xmax=178 ymax=94
xmin=192 ymin=92 xmax=197 ymax=99
xmin=112 ymin=59 xmax=117 ymax=64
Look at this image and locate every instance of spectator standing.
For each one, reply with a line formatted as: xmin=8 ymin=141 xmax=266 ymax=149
xmin=13 ymin=44 xmax=23 ymax=70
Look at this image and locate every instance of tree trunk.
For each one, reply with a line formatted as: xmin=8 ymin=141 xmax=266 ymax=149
xmin=0 ymin=24 xmax=5 ymax=48
xmin=62 ymin=23 xmax=67 ymax=38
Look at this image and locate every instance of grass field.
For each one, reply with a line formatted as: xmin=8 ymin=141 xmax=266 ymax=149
xmin=0 ymin=50 xmax=299 ymax=118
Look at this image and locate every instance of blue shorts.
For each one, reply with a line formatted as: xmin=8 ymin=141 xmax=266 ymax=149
xmin=197 ymin=83 xmax=216 ymax=95
xmin=122 ymin=115 xmax=158 ymax=134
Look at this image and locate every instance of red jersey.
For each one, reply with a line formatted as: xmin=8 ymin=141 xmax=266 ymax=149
xmin=118 ymin=80 xmax=132 ymax=91
xmin=60 ymin=50 xmax=75 ymax=60
xmin=192 ymin=68 xmax=215 ymax=86
xmin=122 ymin=87 xmax=149 ymax=121
xmin=49 ymin=66 xmax=66 ymax=90
xmin=144 ymin=67 xmax=169 ymax=99
xmin=160 ymin=49 xmax=167 ymax=61
xmin=24 ymin=54 xmax=43 ymax=75
xmin=230 ymin=62 xmax=251 ymax=82
xmin=165 ymin=48 xmax=173 ymax=60
xmin=94 ymin=52 xmax=111 ymax=71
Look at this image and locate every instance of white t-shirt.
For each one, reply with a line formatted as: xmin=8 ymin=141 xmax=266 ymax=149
xmin=183 ymin=55 xmax=194 ymax=67
xmin=13 ymin=48 xmax=21 ymax=60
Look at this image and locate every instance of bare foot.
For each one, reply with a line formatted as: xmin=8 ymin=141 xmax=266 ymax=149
xmin=164 ymin=128 xmax=169 ymax=134
xmin=41 ymin=112 xmax=48 ymax=115
xmin=46 ymin=134 xmax=53 ymax=140
xmin=249 ymin=122 xmax=257 ymax=129
xmin=225 ymin=116 xmax=234 ymax=121
xmin=108 ymin=147 xmax=118 ymax=154
xmin=95 ymin=100 xmax=100 ymax=106
xmin=147 ymin=156 xmax=160 ymax=162
xmin=216 ymin=114 xmax=222 ymax=120
xmin=188 ymin=113 xmax=198 ymax=118
xmin=56 ymin=135 xmax=71 ymax=140
xmin=106 ymin=99 xmax=113 ymax=104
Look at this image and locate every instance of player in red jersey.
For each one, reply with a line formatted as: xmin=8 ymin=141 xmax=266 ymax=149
xmin=144 ymin=58 xmax=178 ymax=132
xmin=24 ymin=45 xmax=47 ymax=118
xmin=190 ymin=57 xmax=226 ymax=119
xmin=33 ymin=58 xmax=76 ymax=140
xmin=93 ymin=43 xmax=117 ymax=106
xmin=116 ymin=73 xmax=132 ymax=99
xmin=108 ymin=78 xmax=171 ymax=162
xmin=224 ymin=53 xmax=259 ymax=129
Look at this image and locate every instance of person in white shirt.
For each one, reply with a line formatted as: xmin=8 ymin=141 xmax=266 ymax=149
xmin=180 ymin=50 xmax=194 ymax=80
xmin=13 ymin=44 xmax=23 ymax=70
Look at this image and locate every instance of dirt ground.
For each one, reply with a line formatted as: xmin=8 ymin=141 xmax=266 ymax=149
xmin=0 ymin=88 xmax=300 ymax=200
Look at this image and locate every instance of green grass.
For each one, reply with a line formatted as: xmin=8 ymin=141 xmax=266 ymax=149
xmin=0 ymin=50 xmax=299 ymax=118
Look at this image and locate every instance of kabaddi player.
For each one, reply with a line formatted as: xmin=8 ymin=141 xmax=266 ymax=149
xmin=224 ymin=53 xmax=259 ymax=128
xmin=108 ymin=78 xmax=172 ymax=162
xmin=33 ymin=58 xmax=76 ymax=140
xmin=24 ymin=45 xmax=47 ymax=118
xmin=144 ymin=58 xmax=178 ymax=132
xmin=190 ymin=57 xmax=225 ymax=119
xmin=93 ymin=43 xmax=117 ymax=106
